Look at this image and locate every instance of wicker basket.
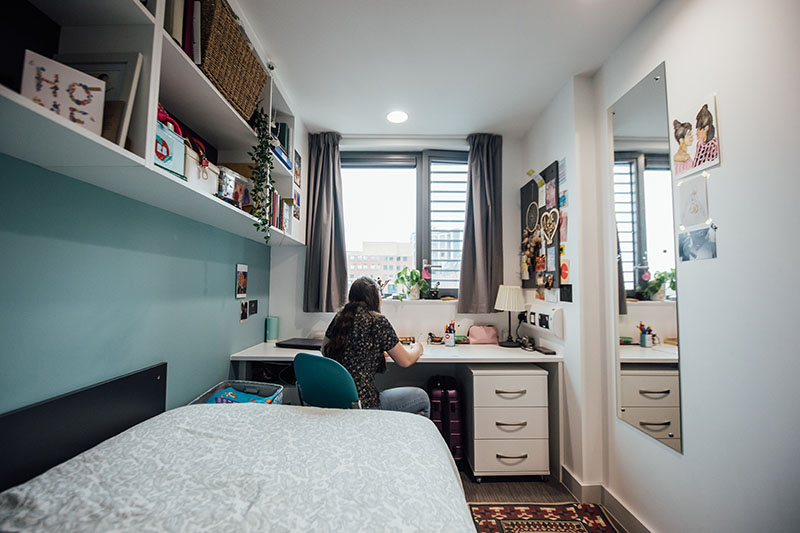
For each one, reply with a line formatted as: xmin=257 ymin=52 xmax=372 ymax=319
xmin=200 ymin=0 xmax=268 ymax=121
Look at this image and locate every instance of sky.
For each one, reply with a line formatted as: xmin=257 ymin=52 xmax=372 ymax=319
xmin=340 ymin=167 xmax=417 ymax=251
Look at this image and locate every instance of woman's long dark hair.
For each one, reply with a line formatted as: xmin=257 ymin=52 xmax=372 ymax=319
xmin=323 ymin=277 xmax=381 ymax=362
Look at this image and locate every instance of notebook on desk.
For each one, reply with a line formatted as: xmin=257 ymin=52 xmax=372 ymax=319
xmin=275 ymin=338 xmax=323 ymax=350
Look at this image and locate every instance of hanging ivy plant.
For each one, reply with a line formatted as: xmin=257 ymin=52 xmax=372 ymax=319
xmin=249 ymin=105 xmax=278 ymax=245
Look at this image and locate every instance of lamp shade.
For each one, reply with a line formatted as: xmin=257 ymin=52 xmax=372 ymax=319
xmin=494 ymin=285 xmax=525 ymax=312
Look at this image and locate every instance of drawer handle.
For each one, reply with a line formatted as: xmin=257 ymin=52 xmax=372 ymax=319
xmin=638 ymin=389 xmax=670 ymax=396
xmin=639 ymin=420 xmax=671 ymax=427
xmin=496 ymin=453 xmax=528 ymax=460
xmin=495 ymin=421 xmax=528 ymax=427
xmin=495 ymin=389 xmax=527 ymax=395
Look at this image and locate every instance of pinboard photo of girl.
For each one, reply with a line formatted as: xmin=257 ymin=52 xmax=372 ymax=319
xmin=670 ymin=96 xmax=720 ymax=179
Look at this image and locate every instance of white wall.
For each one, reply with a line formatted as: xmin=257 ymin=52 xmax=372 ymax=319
xmin=519 ymin=78 xmax=592 ymax=480
xmin=589 ymin=0 xmax=800 ymax=530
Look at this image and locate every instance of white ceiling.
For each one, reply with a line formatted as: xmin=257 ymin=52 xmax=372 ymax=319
xmin=236 ymin=0 xmax=661 ymax=138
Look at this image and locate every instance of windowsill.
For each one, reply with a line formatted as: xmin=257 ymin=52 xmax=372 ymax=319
xmin=625 ymin=300 xmax=676 ymax=307
xmin=381 ymin=298 xmax=458 ymax=306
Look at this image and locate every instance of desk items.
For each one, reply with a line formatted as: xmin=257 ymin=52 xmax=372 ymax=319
xmin=444 ymin=322 xmax=456 ymax=347
xmin=265 ymin=316 xmax=279 ymax=341
xmin=274 ymin=337 xmax=322 ymax=350
xmin=467 ymin=325 xmax=499 ymax=345
xmin=638 ymin=322 xmax=654 ymax=348
xmin=494 ymin=285 xmax=526 ymax=347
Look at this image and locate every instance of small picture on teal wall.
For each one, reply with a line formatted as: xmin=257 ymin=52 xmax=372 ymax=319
xmin=236 ymin=264 xmax=248 ymax=298
xmin=240 ymin=300 xmax=249 ymax=323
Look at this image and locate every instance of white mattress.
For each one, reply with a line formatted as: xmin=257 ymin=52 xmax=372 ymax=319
xmin=0 ymin=404 xmax=475 ymax=532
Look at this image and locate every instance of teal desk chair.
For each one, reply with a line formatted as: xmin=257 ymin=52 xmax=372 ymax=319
xmin=293 ymin=352 xmax=361 ymax=409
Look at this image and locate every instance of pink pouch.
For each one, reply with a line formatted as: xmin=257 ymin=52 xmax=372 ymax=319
xmin=467 ymin=325 xmax=499 ymax=344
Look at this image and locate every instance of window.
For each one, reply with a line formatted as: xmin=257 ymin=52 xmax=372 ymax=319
xmin=426 ymin=153 xmax=468 ymax=292
xmin=341 ymin=151 xmax=469 ymax=296
xmin=614 ymin=153 xmax=675 ymax=295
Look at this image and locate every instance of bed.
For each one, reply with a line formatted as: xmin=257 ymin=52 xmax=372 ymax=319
xmin=0 ymin=367 xmax=475 ymax=532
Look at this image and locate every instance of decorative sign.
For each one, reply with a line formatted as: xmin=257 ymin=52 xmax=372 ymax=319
xmin=560 ymin=258 xmax=571 ymax=284
xmin=541 ymin=208 xmax=560 ymax=245
xmin=20 ymin=50 xmax=105 ymax=136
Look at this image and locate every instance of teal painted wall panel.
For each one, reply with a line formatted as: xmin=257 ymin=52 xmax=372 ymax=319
xmin=0 ymin=155 xmax=270 ymax=413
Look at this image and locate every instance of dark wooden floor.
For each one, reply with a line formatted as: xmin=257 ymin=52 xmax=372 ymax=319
xmin=460 ymin=470 xmax=575 ymax=504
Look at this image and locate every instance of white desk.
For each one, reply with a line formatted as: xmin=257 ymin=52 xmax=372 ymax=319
xmin=619 ymin=344 xmax=679 ymax=364
xmin=230 ymin=342 xmax=565 ymax=481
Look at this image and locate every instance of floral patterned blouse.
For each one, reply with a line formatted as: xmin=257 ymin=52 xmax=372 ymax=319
xmin=323 ymin=307 xmax=399 ymax=408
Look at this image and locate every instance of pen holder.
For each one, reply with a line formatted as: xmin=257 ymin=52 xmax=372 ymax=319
xmin=640 ymin=333 xmax=653 ymax=348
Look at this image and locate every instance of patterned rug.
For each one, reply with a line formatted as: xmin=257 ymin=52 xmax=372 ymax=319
xmin=469 ymin=502 xmax=619 ymax=533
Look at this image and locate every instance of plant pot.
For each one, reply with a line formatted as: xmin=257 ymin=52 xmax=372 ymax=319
xmin=653 ymin=286 xmax=666 ymax=301
xmin=409 ymin=286 xmax=421 ymax=300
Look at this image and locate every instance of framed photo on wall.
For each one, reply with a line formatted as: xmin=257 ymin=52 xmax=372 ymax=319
xmin=236 ymin=264 xmax=248 ymax=298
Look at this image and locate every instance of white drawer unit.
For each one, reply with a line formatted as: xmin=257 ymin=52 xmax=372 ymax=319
xmin=619 ymin=366 xmax=682 ymax=449
xmin=619 ymin=372 xmax=680 ymax=407
xmin=460 ymin=364 xmax=549 ymax=481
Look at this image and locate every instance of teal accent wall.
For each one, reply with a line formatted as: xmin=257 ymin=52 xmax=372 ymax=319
xmin=0 ymin=155 xmax=270 ymax=413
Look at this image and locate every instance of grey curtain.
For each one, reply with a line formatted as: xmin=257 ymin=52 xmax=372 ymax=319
xmin=617 ymin=232 xmax=628 ymax=315
xmin=458 ymin=134 xmax=503 ymax=313
xmin=303 ymin=132 xmax=347 ymax=312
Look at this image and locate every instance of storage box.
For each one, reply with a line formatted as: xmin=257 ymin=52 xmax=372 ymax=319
xmin=184 ymin=144 xmax=218 ymax=195
xmin=218 ymin=166 xmax=252 ymax=208
xmin=190 ymin=380 xmax=283 ymax=405
xmin=155 ymin=121 xmax=185 ymax=178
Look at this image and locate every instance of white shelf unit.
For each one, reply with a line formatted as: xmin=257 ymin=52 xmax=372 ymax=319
xmin=0 ymin=0 xmax=303 ymax=246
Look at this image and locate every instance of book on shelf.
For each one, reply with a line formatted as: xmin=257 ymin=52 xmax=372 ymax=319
xmin=181 ymin=0 xmax=193 ymax=58
xmin=164 ymin=0 xmax=185 ymax=46
xmin=192 ymin=1 xmax=202 ymax=64
xmin=271 ymin=144 xmax=293 ymax=170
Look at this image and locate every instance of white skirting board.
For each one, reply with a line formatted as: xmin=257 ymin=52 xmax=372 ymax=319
xmin=561 ymin=466 xmax=651 ymax=533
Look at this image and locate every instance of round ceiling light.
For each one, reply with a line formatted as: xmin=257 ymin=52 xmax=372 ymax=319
xmin=386 ymin=110 xmax=408 ymax=124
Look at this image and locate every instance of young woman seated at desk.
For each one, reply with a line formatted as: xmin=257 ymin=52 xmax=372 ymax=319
xmin=322 ymin=277 xmax=430 ymax=417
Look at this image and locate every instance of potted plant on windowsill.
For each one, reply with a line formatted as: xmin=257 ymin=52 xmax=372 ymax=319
xmin=638 ymin=269 xmax=676 ymax=301
xmin=394 ymin=267 xmax=428 ymax=300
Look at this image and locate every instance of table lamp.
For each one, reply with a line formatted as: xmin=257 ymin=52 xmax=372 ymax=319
xmin=494 ymin=285 xmax=526 ymax=348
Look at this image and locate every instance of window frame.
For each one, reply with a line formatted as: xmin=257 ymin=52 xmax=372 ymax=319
xmin=614 ymin=151 xmax=671 ymax=297
xmin=341 ymin=149 xmax=468 ymax=297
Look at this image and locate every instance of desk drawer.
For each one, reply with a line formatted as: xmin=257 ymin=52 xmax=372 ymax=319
xmin=473 ymin=375 xmax=547 ymax=407
xmin=474 ymin=407 xmax=548 ymax=439
xmin=620 ymin=407 xmax=681 ymax=439
xmin=620 ymin=373 xmax=679 ymax=407
xmin=473 ymin=439 xmax=549 ymax=473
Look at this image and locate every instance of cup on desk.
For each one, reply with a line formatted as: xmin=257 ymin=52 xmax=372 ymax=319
xmin=444 ymin=332 xmax=455 ymax=347
xmin=640 ymin=332 xmax=653 ymax=348
xmin=265 ymin=316 xmax=279 ymax=341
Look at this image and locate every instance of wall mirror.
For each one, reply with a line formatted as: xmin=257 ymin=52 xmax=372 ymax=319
xmin=610 ymin=62 xmax=682 ymax=453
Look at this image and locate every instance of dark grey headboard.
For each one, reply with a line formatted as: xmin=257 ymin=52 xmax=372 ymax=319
xmin=0 ymin=363 xmax=167 ymax=492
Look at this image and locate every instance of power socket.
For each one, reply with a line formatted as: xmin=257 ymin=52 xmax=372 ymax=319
xmin=517 ymin=311 xmax=527 ymax=323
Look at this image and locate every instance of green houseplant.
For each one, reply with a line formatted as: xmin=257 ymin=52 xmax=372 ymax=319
xmin=394 ymin=267 xmax=429 ymax=300
xmin=640 ymin=269 xmax=676 ymax=301
xmin=248 ymin=105 xmax=278 ymax=245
